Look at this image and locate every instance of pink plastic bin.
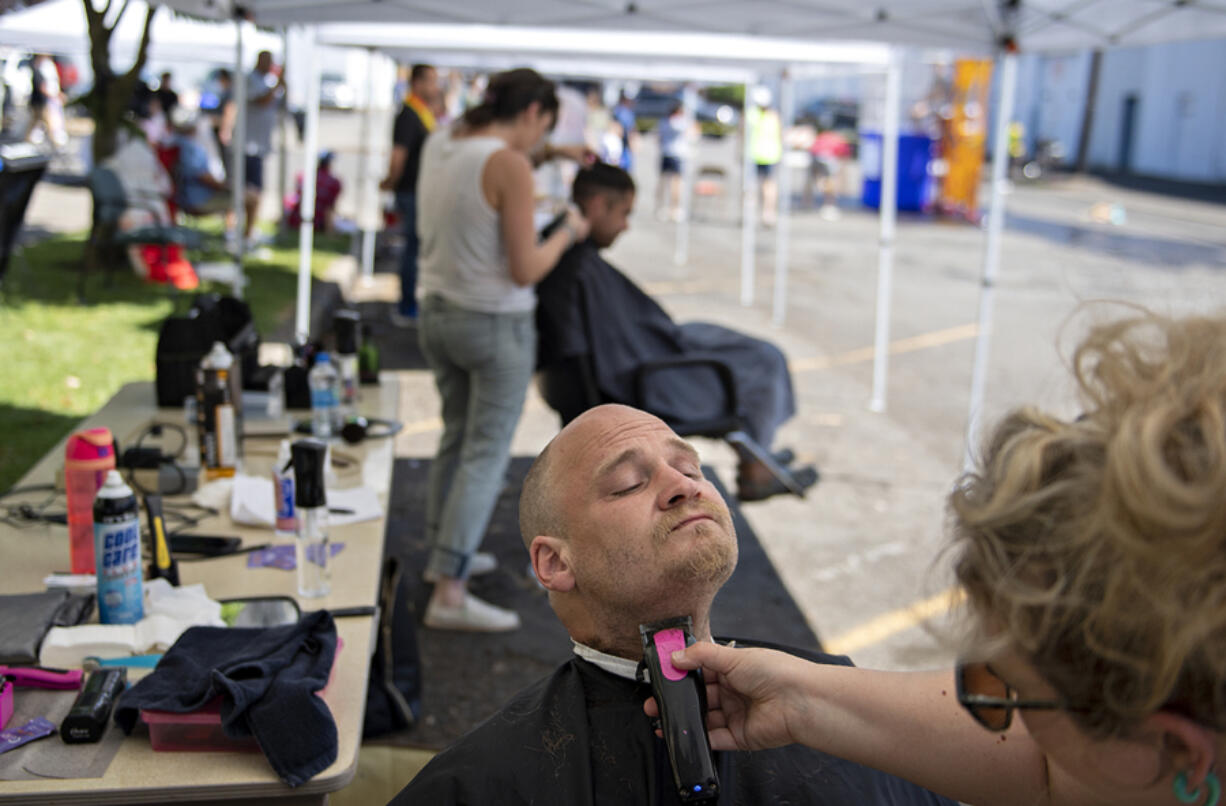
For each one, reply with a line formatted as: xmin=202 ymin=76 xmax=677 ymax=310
xmin=141 ymin=637 xmax=342 ymax=752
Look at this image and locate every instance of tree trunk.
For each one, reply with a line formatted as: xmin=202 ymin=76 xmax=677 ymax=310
xmin=81 ymin=0 xmax=158 ymax=297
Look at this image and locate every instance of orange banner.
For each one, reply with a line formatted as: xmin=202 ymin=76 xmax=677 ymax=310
xmin=939 ymin=59 xmax=992 ymax=220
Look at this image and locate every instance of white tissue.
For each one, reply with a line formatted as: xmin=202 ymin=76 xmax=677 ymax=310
xmin=37 ymin=579 xmax=226 ymax=668
xmin=230 ymin=473 xmax=382 ymax=528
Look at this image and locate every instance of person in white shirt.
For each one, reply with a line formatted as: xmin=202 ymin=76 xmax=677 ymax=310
xmin=416 ymin=68 xmax=591 ymax=632
xmin=242 ymin=50 xmax=284 ymax=244
xmin=23 ymin=54 xmax=67 ymax=148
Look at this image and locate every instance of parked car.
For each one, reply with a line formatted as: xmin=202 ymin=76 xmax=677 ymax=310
xmin=319 ymin=73 xmax=355 ymax=110
xmin=798 ymin=98 xmax=858 ymax=132
xmin=630 ymin=85 xmax=738 ymax=134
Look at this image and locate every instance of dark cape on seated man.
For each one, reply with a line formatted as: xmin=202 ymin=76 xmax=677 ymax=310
xmin=535 ymin=162 xmax=816 ymax=501
xmin=389 ymin=404 xmax=958 ymax=806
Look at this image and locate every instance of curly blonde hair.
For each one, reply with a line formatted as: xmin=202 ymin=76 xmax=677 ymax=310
xmin=949 ymin=310 xmax=1226 ymax=738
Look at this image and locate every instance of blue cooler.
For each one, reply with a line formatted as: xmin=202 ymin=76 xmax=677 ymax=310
xmin=860 ymin=132 xmax=934 ymax=211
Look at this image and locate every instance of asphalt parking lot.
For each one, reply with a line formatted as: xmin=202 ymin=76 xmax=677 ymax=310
xmin=25 ymin=111 xmax=1226 ymax=671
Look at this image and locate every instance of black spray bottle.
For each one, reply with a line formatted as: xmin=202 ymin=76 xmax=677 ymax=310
xmin=290 ymin=439 xmax=330 ymax=598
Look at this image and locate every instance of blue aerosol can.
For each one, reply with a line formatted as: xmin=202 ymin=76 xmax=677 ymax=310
xmin=93 ymin=471 xmax=144 ymax=624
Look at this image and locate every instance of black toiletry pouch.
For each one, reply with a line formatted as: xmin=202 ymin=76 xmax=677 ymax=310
xmin=0 ymin=590 xmax=96 ymax=664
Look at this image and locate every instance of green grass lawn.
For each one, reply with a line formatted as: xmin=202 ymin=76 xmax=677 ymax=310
xmin=0 ymin=229 xmax=351 ymax=492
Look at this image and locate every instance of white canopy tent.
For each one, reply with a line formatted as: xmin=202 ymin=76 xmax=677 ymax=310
xmin=0 ymin=0 xmax=280 ymax=70
xmin=133 ymin=0 xmax=1226 ymax=458
xmin=190 ymin=0 xmax=1226 ymax=50
xmin=309 ymin=23 xmax=893 ymax=320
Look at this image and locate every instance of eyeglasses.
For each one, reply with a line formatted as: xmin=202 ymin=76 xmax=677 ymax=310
xmin=956 ymin=661 xmax=1085 ymax=732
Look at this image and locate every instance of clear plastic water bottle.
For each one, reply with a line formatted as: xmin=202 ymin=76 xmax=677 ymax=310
xmin=308 ymin=352 xmax=340 ymax=438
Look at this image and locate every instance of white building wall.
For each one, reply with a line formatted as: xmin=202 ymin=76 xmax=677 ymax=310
xmin=1033 ymin=51 xmax=1090 ymax=162
xmin=1086 ymin=45 xmax=1147 ymax=171
xmin=1087 ymin=40 xmax=1226 ymax=182
xmin=1013 ymin=52 xmax=1044 ymax=155
xmin=1137 ymin=40 xmax=1226 ymax=181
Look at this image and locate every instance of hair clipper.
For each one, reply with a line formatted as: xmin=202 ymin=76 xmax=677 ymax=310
xmin=61 ymin=668 xmax=126 ymax=744
xmin=639 ymin=617 xmax=719 ymax=802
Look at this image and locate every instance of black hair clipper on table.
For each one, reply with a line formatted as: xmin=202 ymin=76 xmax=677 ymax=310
xmin=61 ymin=668 xmax=126 ymax=743
xmin=639 ymin=616 xmax=719 ymax=802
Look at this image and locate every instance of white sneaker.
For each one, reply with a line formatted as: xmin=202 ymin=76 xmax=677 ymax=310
xmin=389 ymin=310 xmax=419 ymax=328
xmin=422 ymin=551 xmax=498 ymax=583
xmin=423 ymin=592 xmax=521 ymax=632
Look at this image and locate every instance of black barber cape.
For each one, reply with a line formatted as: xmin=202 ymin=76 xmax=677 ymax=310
xmin=115 ymin=610 xmax=337 ymax=787
xmin=537 ymin=242 xmax=796 ymax=447
xmin=391 ymin=645 xmax=959 ymax=806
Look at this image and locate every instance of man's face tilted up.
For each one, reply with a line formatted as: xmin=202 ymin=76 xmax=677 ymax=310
xmin=523 ymin=405 xmax=738 ymax=657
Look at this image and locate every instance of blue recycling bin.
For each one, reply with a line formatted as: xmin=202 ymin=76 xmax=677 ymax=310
xmin=860 ymin=132 xmax=934 ymax=211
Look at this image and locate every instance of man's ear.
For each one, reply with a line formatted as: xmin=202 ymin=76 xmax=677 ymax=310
xmin=575 ymin=194 xmax=597 ymax=221
xmin=1146 ymin=711 xmax=1219 ymax=790
xmin=530 ymin=535 xmax=574 ymax=593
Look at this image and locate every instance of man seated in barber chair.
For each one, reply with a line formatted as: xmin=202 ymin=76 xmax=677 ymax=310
xmin=535 ymin=162 xmax=816 ymax=501
xmin=169 ymin=108 xmax=231 ymax=218
xmin=391 ymin=404 xmax=957 ymax=805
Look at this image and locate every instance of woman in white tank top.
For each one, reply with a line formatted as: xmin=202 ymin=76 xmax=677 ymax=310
xmin=417 ymin=68 xmax=591 ymax=632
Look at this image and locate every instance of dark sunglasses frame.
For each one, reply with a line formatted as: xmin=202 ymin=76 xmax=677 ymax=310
xmin=956 ymin=661 xmax=1085 ymax=732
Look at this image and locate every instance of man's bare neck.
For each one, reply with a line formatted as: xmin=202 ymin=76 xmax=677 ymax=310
xmin=573 ymin=610 xmax=714 ymax=663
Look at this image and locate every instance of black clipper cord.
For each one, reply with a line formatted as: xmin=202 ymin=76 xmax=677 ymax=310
xmin=639 ymin=616 xmax=719 ymax=802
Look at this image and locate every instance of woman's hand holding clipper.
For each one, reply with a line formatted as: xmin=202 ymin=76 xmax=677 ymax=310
xmin=644 ymin=642 xmax=813 ymax=753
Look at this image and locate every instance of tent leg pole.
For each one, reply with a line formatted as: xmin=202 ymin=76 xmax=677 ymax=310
xmin=740 ymin=78 xmax=757 ymax=307
xmin=358 ymin=47 xmax=376 ymax=279
xmin=771 ymin=68 xmax=795 ymax=327
xmin=963 ymin=49 xmax=1018 ymax=468
xmin=869 ymin=49 xmax=901 ymax=413
xmin=276 ymin=28 xmax=290 ymax=236
xmin=231 ymin=16 xmax=248 ymax=294
xmin=674 ymin=83 xmax=697 ymax=268
xmin=361 ymin=229 xmax=375 ymax=279
xmin=295 ymin=26 xmax=321 ymax=344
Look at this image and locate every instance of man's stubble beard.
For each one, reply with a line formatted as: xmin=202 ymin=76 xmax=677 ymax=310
xmin=578 ymin=503 xmax=738 ymax=633
xmin=652 ymin=505 xmax=738 ymax=589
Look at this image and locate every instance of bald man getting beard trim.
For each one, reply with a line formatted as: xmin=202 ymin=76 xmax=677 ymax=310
xmin=390 ymin=404 xmax=957 ymax=805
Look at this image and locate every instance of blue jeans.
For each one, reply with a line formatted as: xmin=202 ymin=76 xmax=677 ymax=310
xmin=396 ymin=191 xmax=419 ymax=317
xmin=418 ymin=294 xmax=537 ymax=580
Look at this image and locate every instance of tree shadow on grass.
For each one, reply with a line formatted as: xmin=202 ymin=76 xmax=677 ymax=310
xmin=0 ymin=403 xmax=85 ymax=494
xmin=4 ymin=231 xmax=347 ymax=338
xmin=241 ymin=260 xmax=303 ymax=337
xmin=0 ymin=232 xmax=173 ymax=308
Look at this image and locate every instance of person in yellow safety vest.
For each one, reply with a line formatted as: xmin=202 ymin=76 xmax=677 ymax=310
xmin=746 ymin=86 xmax=783 ymax=226
xmin=1007 ymin=120 xmax=1026 ymax=176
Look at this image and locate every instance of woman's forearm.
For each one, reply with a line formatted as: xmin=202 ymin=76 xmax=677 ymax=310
xmin=787 ymin=664 xmax=1051 ymax=806
xmin=508 ymin=225 xmax=573 ymax=286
